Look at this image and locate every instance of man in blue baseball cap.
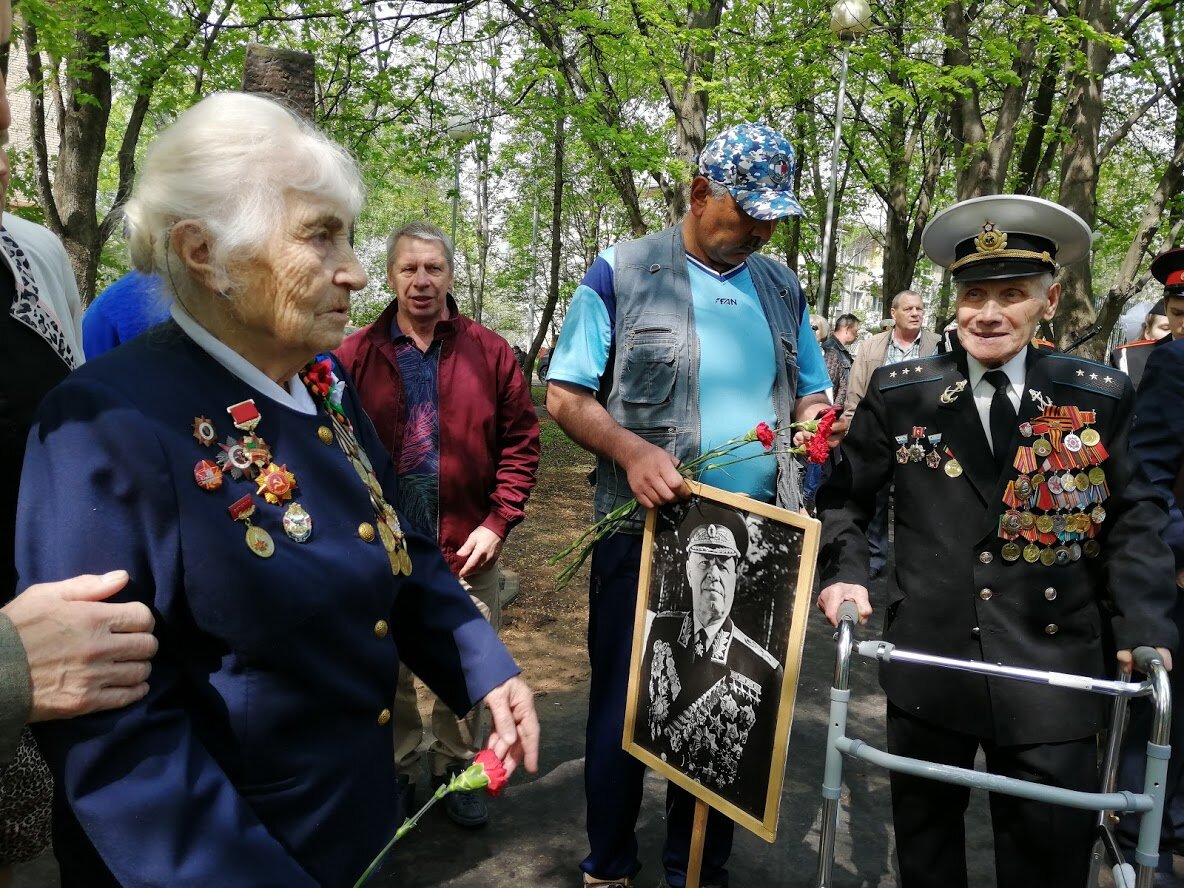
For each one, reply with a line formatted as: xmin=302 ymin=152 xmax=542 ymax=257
xmin=546 ymin=122 xmax=836 ymax=888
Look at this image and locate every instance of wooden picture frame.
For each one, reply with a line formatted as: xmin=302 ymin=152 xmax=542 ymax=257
xmin=622 ymin=480 xmax=820 ymax=842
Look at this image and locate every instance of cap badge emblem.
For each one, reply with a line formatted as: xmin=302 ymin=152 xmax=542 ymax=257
xmin=974 ymin=222 xmax=1007 ymax=254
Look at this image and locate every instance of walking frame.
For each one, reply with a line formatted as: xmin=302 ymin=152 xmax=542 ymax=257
xmin=815 ymin=601 xmax=1172 ymax=888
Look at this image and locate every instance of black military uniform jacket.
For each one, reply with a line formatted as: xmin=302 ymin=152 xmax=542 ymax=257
xmin=638 ymin=612 xmax=782 ymax=814
xmin=818 ymin=347 xmax=1178 ymax=745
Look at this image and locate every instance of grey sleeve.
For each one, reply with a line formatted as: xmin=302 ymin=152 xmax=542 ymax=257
xmin=0 ymin=611 xmax=31 ymax=766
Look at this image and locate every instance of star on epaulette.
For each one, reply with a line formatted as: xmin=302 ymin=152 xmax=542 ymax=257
xmin=914 ymin=365 xmax=923 ymax=373
xmin=889 ymin=371 xmax=897 ymax=378
xmin=1076 ymin=369 xmax=1084 ymax=377
xmin=901 ymin=367 xmax=911 ymax=376
xmin=1090 ymin=373 xmax=1098 ymax=380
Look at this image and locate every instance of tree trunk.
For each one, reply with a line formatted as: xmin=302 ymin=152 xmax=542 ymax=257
xmin=527 ymin=84 xmax=566 ymax=380
xmin=1053 ymin=0 xmax=1115 ymax=350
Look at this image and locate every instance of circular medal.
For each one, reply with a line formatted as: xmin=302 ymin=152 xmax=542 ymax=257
xmin=1054 ymin=546 xmax=1071 ymax=566
xmin=1039 ymin=548 xmax=1057 ymax=566
xmin=1088 ymin=467 xmax=1106 ymax=486
xmin=1002 ymin=542 xmax=1021 ymax=562
xmin=1036 ymin=515 xmax=1055 ymax=534
xmin=192 ymin=416 xmax=217 ymax=446
xmin=1080 ymin=428 xmax=1101 ymax=447
xmin=245 ymin=525 xmax=275 ymax=558
xmin=1020 ymin=511 xmax=1036 ymax=530
xmin=944 ymin=459 xmax=963 ymax=478
xmin=1052 ymin=514 xmax=1067 ymax=534
xmin=1074 ymin=472 xmax=1090 ymax=492
xmin=194 ymin=459 xmax=223 ymax=491
xmin=377 ymin=518 xmax=396 ymax=553
xmin=282 ymin=503 xmax=313 ymax=543
xmin=1069 ymin=542 xmax=1082 ymax=562
xmin=1060 ymin=472 xmax=1076 ymax=490
xmin=317 ymin=426 xmax=334 ymax=445
xmin=1090 ymin=505 xmax=1107 ymax=524
xmin=1031 ymin=472 xmax=1047 ymax=486
xmin=1023 ymin=544 xmax=1041 ymax=563
xmin=1033 ymin=438 xmax=1053 ymax=457
xmin=1047 ymin=475 xmax=1064 ymax=495
xmin=1014 ymin=476 xmax=1032 ymax=498
xmin=1063 ymin=433 xmax=1082 ymax=453
xmin=1083 ymin=540 xmax=1101 ymax=558
xmin=1003 ymin=511 xmax=1022 ymax=534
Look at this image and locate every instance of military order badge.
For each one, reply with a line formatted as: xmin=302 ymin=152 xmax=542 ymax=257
xmin=623 ymin=481 xmax=820 ymax=842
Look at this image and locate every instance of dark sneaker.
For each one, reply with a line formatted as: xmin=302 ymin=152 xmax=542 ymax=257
xmin=434 ymin=766 xmax=489 ymax=828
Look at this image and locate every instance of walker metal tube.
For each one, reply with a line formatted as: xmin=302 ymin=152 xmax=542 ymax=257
xmin=1133 ymin=648 xmax=1171 ymax=888
xmin=815 ymin=602 xmax=859 ymax=888
xmin=856 ymin=641 xmax=1152 ymax=698
xmin=834 ymin=736 xmax=1153 ymax=812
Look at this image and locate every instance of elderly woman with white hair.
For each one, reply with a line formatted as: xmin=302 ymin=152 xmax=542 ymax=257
xmin=14 ymin=92 xmax=538 ymax=886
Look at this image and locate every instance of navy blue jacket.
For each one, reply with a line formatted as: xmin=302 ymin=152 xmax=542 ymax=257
xmin=15 ymin=322 xmax=519 ymax=886
xmin=1133 ymin=338 xmax=1184 ymax=568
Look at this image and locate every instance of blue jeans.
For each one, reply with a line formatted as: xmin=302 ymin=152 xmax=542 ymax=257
xmin=580 ymin=533 xmax=733 ymax=886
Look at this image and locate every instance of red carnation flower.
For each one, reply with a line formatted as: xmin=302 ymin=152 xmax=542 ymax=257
xmin=303 ymin=360 xmax=333 ymax=397
xmin=473 ymin=748 xmax=508 ymax=797
xmin=806 ymin=408 xmax=839 ymax=464
xmin=755 ymin=421 xmax=775 ymax=450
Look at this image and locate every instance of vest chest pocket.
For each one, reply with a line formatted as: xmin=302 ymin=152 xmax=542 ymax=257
xmin=620 ymin=330 xmax=678 ymax=405
xmin=780 ymin=334 xmax=800 ymax=392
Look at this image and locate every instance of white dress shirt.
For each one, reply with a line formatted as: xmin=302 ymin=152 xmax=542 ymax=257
xmin=967 ymin=347 xmax=1027 ymax=455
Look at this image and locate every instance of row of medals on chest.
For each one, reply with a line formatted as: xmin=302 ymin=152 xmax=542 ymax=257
xmin=189 ymin=399 xmax=411 ymax=575
xmin=898 ymin=402 xmax=1109 ymax=566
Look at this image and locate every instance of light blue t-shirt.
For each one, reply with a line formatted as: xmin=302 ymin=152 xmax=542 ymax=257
xmin=549 ymin=247 xmax=830 ymax=502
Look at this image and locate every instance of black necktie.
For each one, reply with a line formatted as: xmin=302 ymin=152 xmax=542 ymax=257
xmin=984 ymin=370 xmax=1016 ymax=469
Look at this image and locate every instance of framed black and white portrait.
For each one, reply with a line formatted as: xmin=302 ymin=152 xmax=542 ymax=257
xmin=622 ymin=480 xmax=820 ymax=841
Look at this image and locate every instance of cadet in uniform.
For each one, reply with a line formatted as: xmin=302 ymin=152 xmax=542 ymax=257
xmin=1109 ymin=297 xmax=1170 ymax=388
xmin=816 ymin=194 xmax=1178 ymax=888
xmin=638 ymin=503 xmax=781 ymax=816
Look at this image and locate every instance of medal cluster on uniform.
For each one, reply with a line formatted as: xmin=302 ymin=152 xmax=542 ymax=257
xmin=186 ymin=357 xmax=412 ymax=576
xmin=895 ymin=425 xmax=961 ymax=475
xmin=998 ymin=397 xmax=1108 ymax=566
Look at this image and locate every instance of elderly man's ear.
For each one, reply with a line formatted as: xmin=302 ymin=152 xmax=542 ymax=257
xmin=170 ymin=221 xmax=229 ymax=294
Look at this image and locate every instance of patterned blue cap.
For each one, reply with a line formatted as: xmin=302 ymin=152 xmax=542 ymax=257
xmin=697 ymin=123 xmax=804 ymax=221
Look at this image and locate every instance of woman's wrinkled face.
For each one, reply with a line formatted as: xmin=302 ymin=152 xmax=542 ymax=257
xmin=228 ymin=191 xmax=367 ymax=368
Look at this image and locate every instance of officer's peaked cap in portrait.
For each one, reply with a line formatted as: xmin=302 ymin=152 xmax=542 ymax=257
xmin=698 ymin=122 xmax=804 ymax=221
xmin=1151 ymin=247 xmax=1184 ymax=297
xmin=680 ymin=501 xmax=749 ymax=561
xmin=922 ymin=195 xmax=1092 ymax=283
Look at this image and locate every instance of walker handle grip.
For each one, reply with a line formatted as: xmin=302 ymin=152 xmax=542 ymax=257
xmin=838 ymin=600 xmax=860 ymax=625
xmin=1133 ymin=646 xmax=1164 ymax=673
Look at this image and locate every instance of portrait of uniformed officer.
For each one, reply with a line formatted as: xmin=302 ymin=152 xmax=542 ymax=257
xmin=815 ymin=194 xmax=1178 ymax=888
xmin=636 ymin=501 xmax=783 ymax=817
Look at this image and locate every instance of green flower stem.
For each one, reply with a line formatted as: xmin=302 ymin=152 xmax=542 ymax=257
xmin=353 ymin=764 xmax=490 ymax=887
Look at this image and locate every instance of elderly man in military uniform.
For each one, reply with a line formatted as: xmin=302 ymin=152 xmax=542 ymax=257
xmin=639 ymin=503 xmax=781 ymax=817
xmin=816 ymin=194 xmax=1178 ymax=888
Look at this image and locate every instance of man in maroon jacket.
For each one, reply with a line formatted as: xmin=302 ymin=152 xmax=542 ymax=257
xmin=336 ymin=221 xmax=540 ymax=828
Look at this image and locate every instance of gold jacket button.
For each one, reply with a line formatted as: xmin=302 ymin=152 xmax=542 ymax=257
xmin=979 ymin=588 xmax=993 ymax=601
xmin=377 ymin=708 xmax=391 ymax=725
xmin=1044 ymin=587 xmax=1057 ymax=601
xmin=374 ymin=620 xmax=389 ymax=639
xmin=978 ymin=551 xmax=993 ymax=565
xmin=317 ymin=426 xmax=334 ymax=445
xmin=358 ymin=522 xmax=376 ymax=542
xmin=1045 ymin=623 xmax=1059 ymax=636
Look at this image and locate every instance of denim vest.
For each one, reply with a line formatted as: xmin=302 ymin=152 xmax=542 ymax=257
xmin=594 ymin=225 xmax=805 ymax=528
